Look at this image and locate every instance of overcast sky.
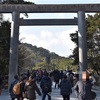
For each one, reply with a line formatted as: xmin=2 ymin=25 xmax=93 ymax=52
xmin=25 ymin=0 xmax=99 ymax=4
xmin=4 ymin=0 xmax=99 ymax=57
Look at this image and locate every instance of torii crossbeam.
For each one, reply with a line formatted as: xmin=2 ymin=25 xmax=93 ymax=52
xmin=0 ymin=4 xmax=100 ymax=13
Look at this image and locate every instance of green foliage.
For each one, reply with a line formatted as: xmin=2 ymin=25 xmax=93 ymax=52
xmin=18 ymin=43 xmax=75 ymax=72
xmin=70 ymin=13 xmax=100 ymax=75
xmin=69 ymin=31 xmax=78 ymax=65
xmin=86 ymin=13 xmax=100 ymax=75
xmin=0 ymin=21 xmax=11 ymax=74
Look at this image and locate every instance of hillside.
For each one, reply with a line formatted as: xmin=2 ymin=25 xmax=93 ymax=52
xmin=23 ymin=43 xmax=60 ymax=58
xmin=18 ymin=43 xmax=76 ymax=72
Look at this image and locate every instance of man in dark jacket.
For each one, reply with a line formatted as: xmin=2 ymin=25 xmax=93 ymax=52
xmin=9 ymin=75 xmax=20 ymax=100
xmin=60 ymin=75 xmax=72 ymax=100
xmin=53 ymin=70 xmax=60 ymax=89
xmin=82 ymin=78 xmax=93 ymax=100
xmin=19 ymin=76 xmax=27 ymax=100
xmin=40 ymin=72 xmax=52 ymax=100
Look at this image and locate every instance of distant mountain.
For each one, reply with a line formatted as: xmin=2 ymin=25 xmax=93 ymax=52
xmin=18 ymin=43 xmax=75 ymax=72
xmin=23 ymin=43 xmax=60 ymax=58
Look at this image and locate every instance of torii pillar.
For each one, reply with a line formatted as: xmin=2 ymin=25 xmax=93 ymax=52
xmin=78 ymin=11 xmax=88 ymax=80
xmin=9 ymin=11 xmax=20 ymax=86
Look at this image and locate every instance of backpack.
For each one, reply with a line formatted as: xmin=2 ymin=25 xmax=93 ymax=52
xmin=43 ymin=80 xmax=51 ymax=93
xmin=82 ymin=82 xmax=94 ymax=100
xmin=60 ymin=80 xmax=72 ymax=95
xmin=44 ymin=83 xmax=49 ymax=93
xmin=13 ymin=82 xmax=20 ymax=95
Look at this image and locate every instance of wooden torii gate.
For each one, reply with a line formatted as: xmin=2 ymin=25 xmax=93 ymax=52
xmin=0 ymin=4 xmax=99 ymax=86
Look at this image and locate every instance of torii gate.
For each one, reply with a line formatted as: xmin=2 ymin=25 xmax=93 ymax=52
xmin=0 ymin=4 xmax=99 ymax=86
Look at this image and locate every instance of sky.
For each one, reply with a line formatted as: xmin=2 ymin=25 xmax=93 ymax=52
xmin=4 ymin=0 xmax=99 ymax=57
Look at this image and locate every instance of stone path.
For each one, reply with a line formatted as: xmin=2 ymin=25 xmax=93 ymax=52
xmin=0 ymin=82 xmax=100 ymax=100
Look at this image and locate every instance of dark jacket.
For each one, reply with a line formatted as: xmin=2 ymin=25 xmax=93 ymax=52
xmin=60 ymin=79 xmax=72 ymax=95
xmin=84 ymin=81 xmax=92 ymax=100
xmin=40 ymin=76 xmax=52 ymax=93
xmin=54 ymin=70 xmax=60 ymax=82
xmin=25 ymin=81 xmax=41 ymax=100
xmin=9 ymin=79 xmax=19 ymax=98
xmin=20 ymin=82 xmax=25 ymax=98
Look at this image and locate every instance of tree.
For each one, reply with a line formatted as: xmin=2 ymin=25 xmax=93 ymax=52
xmin=0 ymin=0 xmax=34 ymax=74
xmin=70 ymin=13 xmax=100 ymax=75
xmin=69 ymin=31 xmax=78 ymax=65
xmin=0 ymin=21 xmax=11 ymax=74
xmin=86 ymin=13 xmax=100 ymax=75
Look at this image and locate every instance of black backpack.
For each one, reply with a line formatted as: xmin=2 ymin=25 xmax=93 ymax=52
xmin=43 ymin=80 xmax=51 ymax=93
xmin=82 ymin=82 xmax=95 ymax=100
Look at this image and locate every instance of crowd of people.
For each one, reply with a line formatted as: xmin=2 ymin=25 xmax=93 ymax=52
xmin=1 ymin=68 xmax=96 ymax=100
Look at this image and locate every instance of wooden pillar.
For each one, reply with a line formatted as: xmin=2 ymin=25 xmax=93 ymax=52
xmin=78 ymin=11 xmax=87 ymax=80
xmin=9 ymin=11 xmax=20 ymax=86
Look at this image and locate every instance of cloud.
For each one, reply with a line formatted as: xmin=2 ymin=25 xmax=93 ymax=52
xmin=19 ymin=32 xmax=38 ymax=43
xmin=58 ymin=28 xmax=77 ymax=49
xmin=40 ymin=30 xmax=52 ymax=39
xmin=25 ymin=0 xmax=100 ymax=4
xmin=19 ymin=27 xmax=77 ymax=57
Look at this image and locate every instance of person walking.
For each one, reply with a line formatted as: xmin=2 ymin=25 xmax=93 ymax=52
xmin=19 ymin=76 xmax=27 ymax=100
xmin=60 ymin=75 xmax=72 ymax=100
xmin=73 ymin=72 xmax=93 ymax=100
xmin=83 ymin=78 xmax=92 ymax=100
xmin=25 ymin=75 xmax=41 ymax=100
xmin=9 ymin=75 xmax=20 ymax=100
xmin=73 ymin=74 xmax=84 ymax=100
xmin=53 ymin=70 xmax=60 ymax=89
xmin=40 ymin=72 xmax=52 ymax=100
xmin=89 ymin=73 xmax=96 ymax=85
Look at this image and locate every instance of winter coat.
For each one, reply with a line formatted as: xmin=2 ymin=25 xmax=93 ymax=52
xmin=84 ymin=81 xmax=92 ymax=100
xmin=60 ymin=79 xmax=72 ymax=95
xmin=54 ymin=71 xmax=60 ymax=83
xmin=25 ymin=81 xmax=41 ymax=100
xmin=20 ymin=82 xmax=25 ymax=98
xmin=9 ymin=79 xmax=19 ymax=98
xmin=40 ymin=76 xmax=52 ymax=93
